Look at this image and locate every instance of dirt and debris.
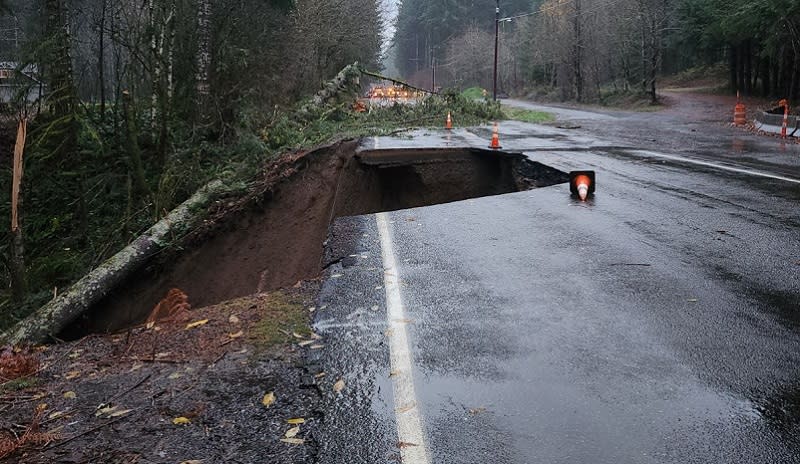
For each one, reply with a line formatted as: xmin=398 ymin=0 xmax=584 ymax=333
xmin=0 ymin=283 xmax=325 ymax=464
xmin=1 ymin=137 xmax=570 ymax=463
xmin=68 ymin=140 xmax=362 ymax=337
xmin=0 ymin=346 xmax=40 ymax=383
xmin=63 ymin=140 xmax=563 ymax=337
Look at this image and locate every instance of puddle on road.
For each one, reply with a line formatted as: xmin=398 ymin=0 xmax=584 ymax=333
xmin=470 ymin=127 xmax=568 ymax=140
xmin=65 ymin=141 xmax=569 ymax=336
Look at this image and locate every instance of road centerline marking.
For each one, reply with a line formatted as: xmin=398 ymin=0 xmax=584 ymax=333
xmin=376 ymin=212 xmax=431 ymax=464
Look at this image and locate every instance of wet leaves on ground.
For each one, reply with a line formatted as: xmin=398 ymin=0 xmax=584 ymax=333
xmin=333 ymin=379 xmax=345 ymax=393
xmin=262 ymin=391 xmax=276 ymax=407
xmin=396 ymin=402 xmax=416 ymax=414
xmin=280 ymin=437 xmax=305 ymax=445
xmin=185 ymin=319 xmax=210 ymax=330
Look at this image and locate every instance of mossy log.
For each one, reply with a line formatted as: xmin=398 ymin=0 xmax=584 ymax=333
xmin=299 ymin=63 xmax=363 ymax=117
xmin=1 ymin=180 xmax=227 ymax=345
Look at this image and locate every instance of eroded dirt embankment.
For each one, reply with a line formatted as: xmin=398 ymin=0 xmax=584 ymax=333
xmin=66 ymin=140 xmax=567 ymax=335
xmin=1 ymin=137 xmax=570 ymax=463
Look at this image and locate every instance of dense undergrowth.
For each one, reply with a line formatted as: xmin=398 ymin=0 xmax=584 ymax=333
xmin=0 ymin=89 xmax=501 ymax=331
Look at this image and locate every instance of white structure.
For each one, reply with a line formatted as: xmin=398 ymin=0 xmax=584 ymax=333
xmin=0 ymin=61 xmax=43 ymax=104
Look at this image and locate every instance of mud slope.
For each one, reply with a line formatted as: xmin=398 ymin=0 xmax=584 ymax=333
xmin=69 ymin=140 xmax=567 ymax=335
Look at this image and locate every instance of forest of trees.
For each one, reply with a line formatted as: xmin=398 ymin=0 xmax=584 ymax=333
xmin=0 ymin=0 xmax=384 ymax=326
xmin=394 ymin=0 xmax=800 ymax=103
xmin=0 ymin=0 xmax=382 ymax=118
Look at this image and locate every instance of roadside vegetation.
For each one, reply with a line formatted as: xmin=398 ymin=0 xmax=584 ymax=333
xmin=0 ymin=81 xmax=501 ymax=331
xmin=502 ymin=106 xmax=556 ymax=124
xmin=0 ymin=0 xmax=502 ymax=333
xmin=461 ymin=87 xmax=487 ymax=100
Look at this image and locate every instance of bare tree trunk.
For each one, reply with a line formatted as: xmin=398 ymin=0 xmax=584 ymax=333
xmin=10 ymin=225 xmax=25 ymax=302
xmin=44 ymin=0 xmax=87 ymax=238
xmin=649 ymin=18 xmax=659 ymax=104
xmin=150 ymin=0 xmax=159 ymax=127
xmin=45 ymin=0 xmax=77 ymax=117
xmin=122 ymin=90 xmax=151 ymax=198
xmin=791 ymin=51 xmax=799 ymax=102
xmin=10 ymin=119 xmax=27 ymax=303
xmin=167 ymin=3 xmax=176 ymax=103
xmin=572 ymin=0 xmax=583 ymax=102
xmin=98 ymin=0 xmax=107 ymax=117
xmin=641 ymin=23 xmax=647 ymax=93
xmin=155 ymin=5 xmax=175 ymax=163
xmin=744 ymin=39 xmax=753 ymax=95
xmin=730 ymin=44 xmax=738 ymax=92
xmin=196 ymin=0 xmax=212 ymax=120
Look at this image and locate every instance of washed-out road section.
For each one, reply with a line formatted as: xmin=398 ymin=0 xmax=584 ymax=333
xmin=311 ymin=101 xmax=800 ymax=463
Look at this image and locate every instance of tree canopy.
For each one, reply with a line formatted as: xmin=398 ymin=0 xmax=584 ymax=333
xmin=393 ymin=0 xmax=800 ymax=101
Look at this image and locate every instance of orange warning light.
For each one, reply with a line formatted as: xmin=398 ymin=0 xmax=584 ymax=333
xmin=569 ymin=171 xmax=596 ymax=201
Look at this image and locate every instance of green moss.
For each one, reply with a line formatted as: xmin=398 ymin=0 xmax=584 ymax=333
xmin=502 ymin=106 xmax=556 ymax=124
xmin=0 ymin=377 xmax=39 ymax=393
xmin=250 ymin=292 xmax=311 ymax=348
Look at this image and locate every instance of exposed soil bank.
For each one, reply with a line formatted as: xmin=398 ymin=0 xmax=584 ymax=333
xmin=65 ymin=140 xmax=567 ymax=336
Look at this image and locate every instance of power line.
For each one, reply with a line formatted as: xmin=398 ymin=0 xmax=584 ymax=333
xmin=500 ymin=0 xmax=626 ymax=23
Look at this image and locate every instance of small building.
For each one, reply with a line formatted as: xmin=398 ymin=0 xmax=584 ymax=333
xmin=0 ymin=61 xmax=44 ymax=104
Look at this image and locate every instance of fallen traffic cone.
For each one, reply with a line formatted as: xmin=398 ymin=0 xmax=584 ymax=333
xmin=569 ymin=171 xmax=596 ymax=202
xmin=489 ymin=122 xmax=502 ymax=149
xmin=445 ymin=111 xmax=453 ymax=130
xmin=733 ymin=92 xmax=746 ymax=126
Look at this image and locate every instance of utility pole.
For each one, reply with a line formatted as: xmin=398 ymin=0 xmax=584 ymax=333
xmin=493 ymin=0 xmax=500 ymax=101
xmin=431 ymin=54 xmax=436 ymax=92
xmin=573 ymin=0 xmax=583 ymax=102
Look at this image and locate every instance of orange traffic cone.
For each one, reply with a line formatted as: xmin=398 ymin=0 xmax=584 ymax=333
xmin=445 ymin=111 xmax=453 ymax=130
xmin=733 ymin=92 xmax=746 ymax=126
xmin=569 ymin=171 xmax=596 ymax=202
xmin=489 ymin=122 xmax=502 ymax=149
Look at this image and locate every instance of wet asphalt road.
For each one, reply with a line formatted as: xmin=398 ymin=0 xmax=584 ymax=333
xmin=311 ymin=101 xmax=800 ymax=463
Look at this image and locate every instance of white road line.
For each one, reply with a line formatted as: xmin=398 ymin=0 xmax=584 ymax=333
xmin=464 ymin=125 xmax=800 ymax=185
xmin=632 ymin=150 xmax=800 ymax=185
xmin=376 ymin=212 xmax=431 ymax=464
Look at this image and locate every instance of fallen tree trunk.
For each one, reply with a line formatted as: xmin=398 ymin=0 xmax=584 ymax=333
xmin=1 ymin=180 xmax=228 ymax=345
xmin=298 ymin=63 xmax=363 ymax=118
xmin=360 ymin=69 xmax=436 ymax=95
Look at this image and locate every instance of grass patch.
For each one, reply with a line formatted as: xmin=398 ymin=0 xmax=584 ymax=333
xmin=0 ymin=377 xmax=39 ymax=394
xmin=249 ymin=292 xmax=311 ymax=349
xmin=461 ymin=87 xmax=488 ymax=100
xmin=502 ymin=106 xmax=555 ymax=123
